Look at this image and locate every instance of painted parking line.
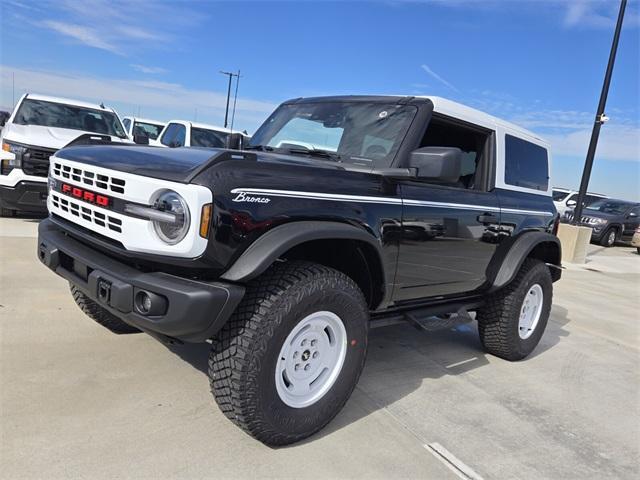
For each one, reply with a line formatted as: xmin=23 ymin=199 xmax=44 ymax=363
xmin=425 ymin=443 xmax=484 ymax=480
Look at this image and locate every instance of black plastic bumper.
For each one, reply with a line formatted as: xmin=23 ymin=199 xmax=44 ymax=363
xmin=0 ymin=180 xmax=48 ymax=213
xmin=37 ymin=219 xmax=245 ymax=342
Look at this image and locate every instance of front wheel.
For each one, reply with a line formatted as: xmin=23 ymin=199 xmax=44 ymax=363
xmin=477 ymin=258 xmax=552 ymax=361
xmin=70 ymin=284 xmax=141 ymax=334
xmin=600 ymin=228 xmax=617 ymax=247
xmin=209 ymin=261 xmax=369 ymax=446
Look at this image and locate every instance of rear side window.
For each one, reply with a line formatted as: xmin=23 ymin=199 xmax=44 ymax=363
xmin=505 ymin=135 xmax=549 ymax=191
xmin=161 ymin=123 xmax=186 ymax=147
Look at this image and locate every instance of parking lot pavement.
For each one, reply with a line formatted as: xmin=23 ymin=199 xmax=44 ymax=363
xmin=2 ymin=217 xmax=639 ymax=479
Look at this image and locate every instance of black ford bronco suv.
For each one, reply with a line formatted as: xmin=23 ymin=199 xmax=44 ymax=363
xmin=38 ymin=95 xmax=561 ymax=446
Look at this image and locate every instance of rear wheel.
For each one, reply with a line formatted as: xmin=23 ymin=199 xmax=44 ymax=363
xmin=477 ymin=258 xmax=552 ymax=361
xmin=0 ymin=206 xmax=15 ymax=217
xmin=600 ymin=227 xmax=617 ymax=247
xmin=209 ymin=261 xmax=368 ymax=446
xmin=70 ymin=284 xmax=141 ymax=334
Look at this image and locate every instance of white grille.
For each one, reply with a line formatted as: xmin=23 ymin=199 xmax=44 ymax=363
xmin=52 ymin=161 xmax=126 ymax=194
xmin=51 ymin=192 xmax=123 ymax=233
xmin=48 ymin=155 xmax=212 ymax=258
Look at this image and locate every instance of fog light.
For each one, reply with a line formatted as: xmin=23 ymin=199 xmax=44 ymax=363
xmin=137 ymin=291 xmax=152 ymax=313
xmin=134 ymin=289 xmax=168 ymax=316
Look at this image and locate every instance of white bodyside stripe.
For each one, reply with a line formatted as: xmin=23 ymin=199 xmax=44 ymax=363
xmin=231 ymin=188 xmax=554 ymax=217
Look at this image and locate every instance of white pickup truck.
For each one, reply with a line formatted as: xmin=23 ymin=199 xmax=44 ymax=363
xmin=0 ymin=94 xmax=131 ymax=216
xmin=121 ymin=116 xmax=165 ymax=142
xmin=153 ymin=120 xmax=249 ymax=149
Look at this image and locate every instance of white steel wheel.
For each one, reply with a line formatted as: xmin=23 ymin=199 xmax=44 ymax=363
xmin=275 ymin=311 xmax=347 ymax=408
xmin=518 ymin=284 xmax=543 ymax=340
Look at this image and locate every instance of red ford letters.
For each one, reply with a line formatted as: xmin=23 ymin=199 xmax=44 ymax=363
xmin=61 ymin=183 xmax=110 ymax=207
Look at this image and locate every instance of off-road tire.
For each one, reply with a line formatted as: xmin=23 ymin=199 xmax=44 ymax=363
xmin=209 ymin=261 xmax=369 ymax=446
xmin=477 ymin=258 xmax=552 ymax=361
xmin=600 ymin=227 xmax=618 ymax=247
xmin=70 ymin=284 xmax=141 ymax=334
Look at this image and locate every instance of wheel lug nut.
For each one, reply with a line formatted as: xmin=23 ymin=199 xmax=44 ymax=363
xmin=295 ymin=364 xmax=300 ymax=371
xmin=304 ymin=364 xmax=311 ymax=371
xmin=310 ymin=339 xmax=317 ymax=346
xmin=293 ymin=351 xmax=299 ymax=359
xmin=313 ymin=351 xmax=319 ymax=358
xmin=301 ymin=339 xmax=307 ymax=346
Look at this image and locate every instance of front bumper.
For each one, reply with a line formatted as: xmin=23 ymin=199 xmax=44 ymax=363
xmin=37 ymin=219 xmax=245 ymax=342
xmin=0 ymin=180 xmax=48 ymax=213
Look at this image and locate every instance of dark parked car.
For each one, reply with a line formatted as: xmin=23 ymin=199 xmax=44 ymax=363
xmin=564 ymin=199 xmax=640 ymax=247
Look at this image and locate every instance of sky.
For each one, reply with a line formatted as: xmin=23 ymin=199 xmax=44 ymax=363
xmin=1 ymin=0 xmax=639 ymax=200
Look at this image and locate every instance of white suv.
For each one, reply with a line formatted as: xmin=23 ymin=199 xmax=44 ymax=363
xmin=154 ymin=120 xmax=249 ymax=149
xmin=0 ymin=94 xmax=131 ymax=216
xmin=552 ymin=188 xmax=608 ymax=216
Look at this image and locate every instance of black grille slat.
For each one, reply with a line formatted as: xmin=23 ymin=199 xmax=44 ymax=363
xmin=22 ymin=147 xmax=57 ymax=177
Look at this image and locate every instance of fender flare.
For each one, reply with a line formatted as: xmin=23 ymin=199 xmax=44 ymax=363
xmin=487 ymin=231 xmax=561 ymax=291
xmin=220 ymin=220 xmax=385 ymax=283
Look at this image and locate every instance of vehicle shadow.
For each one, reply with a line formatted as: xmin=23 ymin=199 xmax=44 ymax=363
xmin=161 ymin=305 xmax=571 ymax=446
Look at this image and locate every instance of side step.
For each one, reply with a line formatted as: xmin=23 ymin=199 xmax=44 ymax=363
xmin=370 ymin=307 xmax=475 ymax=331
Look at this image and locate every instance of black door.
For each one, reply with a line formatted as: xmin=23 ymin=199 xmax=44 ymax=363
xmin=394 ymin=183 xmax=500 ymax=301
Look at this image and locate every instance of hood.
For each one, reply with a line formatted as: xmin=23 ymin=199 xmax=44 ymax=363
xmin=3 ymin=123 xmax=129 ymax=150
xmin=53 ymin=146 xmax=344 ymax=183
xmin=567 ymin=209 xmax=618 ymax=220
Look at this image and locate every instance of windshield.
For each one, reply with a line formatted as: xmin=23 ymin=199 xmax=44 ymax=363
xmin=14 ymin=99 xmax=126 ymax=138
xmin=585 ymin=200 xmax=632 ymax=215
xmin=249 ymin=102 xmax=418 ymax=167
xmin=552 ymin=190 xmax=570 ymax=202
xmin=133 ymin=121 xmax=164 ymax=140
xmin=191 ymin=127 xmax=229 ymax=148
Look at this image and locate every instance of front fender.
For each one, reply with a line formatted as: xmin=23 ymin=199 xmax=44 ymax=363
xmin=220 ymin=220 xmax=384 ymax=283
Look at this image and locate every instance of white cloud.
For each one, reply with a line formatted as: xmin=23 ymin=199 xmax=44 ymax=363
xmin=546 ymin=125 xmax=640 ymax=162
xmin=1 ymin=65 xmax=277 ymax=133
xmin=13 ymin=0 xmax=205 ymax=56
xmin=40 ymin=20 xmax=122 ymax=55
xmin=420 ymin=64 xmax=459 ymax=92
xmin=130 ymin=64 xmax=169 ymax=75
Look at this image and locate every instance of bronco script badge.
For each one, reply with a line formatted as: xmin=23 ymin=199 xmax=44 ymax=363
xmin=231 ymin=191 xmax=271 ymax=203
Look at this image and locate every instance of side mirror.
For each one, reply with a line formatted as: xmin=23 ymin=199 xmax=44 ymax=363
xmin=133 ymin=134 xmax=149 ymax=145
xmin=566 ymin=199 xmax=577 ymax=207
xmin=408 ymin=146 xmax=462 ymax=183
xmin=628 ymin=212 xmax=638 ymax=218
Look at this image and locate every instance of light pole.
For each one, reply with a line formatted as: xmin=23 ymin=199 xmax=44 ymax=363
xmin=572 ymin=0 xmax=626 ymax=224
xmin=220 ymin=70 xmax=240 ymax=128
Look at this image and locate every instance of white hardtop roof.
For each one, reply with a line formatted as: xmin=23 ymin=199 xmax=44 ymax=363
xmin=123 ymin=116 xmax=165 ymax=125
xmin=168 ymin=119 xmax=248 ymax=135
xmin=415 ymin=96 xmax=547 ymax=144
xmin=23 ymin=93 xmax=116 ymax=112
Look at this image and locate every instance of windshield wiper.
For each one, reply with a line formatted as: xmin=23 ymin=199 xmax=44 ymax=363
xmin=284 ymin=147 xmax=342 ymax=162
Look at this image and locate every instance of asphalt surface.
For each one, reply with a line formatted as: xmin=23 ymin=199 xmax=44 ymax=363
xmin=1 ymin=215 xmax=639 ymax=479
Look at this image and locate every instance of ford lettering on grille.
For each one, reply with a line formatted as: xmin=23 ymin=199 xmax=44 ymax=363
xmin=61 ymin=183 xmax=111 ymax=208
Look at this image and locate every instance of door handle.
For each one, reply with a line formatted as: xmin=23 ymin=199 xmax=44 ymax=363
xmin=477 ymin=213 xmax=498 ymax=224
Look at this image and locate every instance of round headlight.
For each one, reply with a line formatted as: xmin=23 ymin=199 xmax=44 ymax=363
xmin=152 ymin=191 xmax=190 ymax=245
